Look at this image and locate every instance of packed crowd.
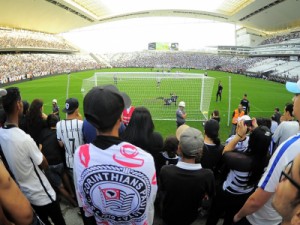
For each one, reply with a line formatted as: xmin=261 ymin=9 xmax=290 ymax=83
xmin=0 ymin=53 xmax=104 ymax=84
xmin=260 ymin=30 xmax=300 ymax=45
xmin=0 ymin=50 xmax=296 ymax=86
xmin=1 ymin=78 xmax=300 ymax=225
xmin=104 ymin=51 xmax=265 ymax=73
xmin=0 ymin=29 xmax=76 ymax=51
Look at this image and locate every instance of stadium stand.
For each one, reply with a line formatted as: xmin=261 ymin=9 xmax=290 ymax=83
xmin=260 ymin=31 xmax=300 ymax=45
xmin=0 ymin=53 xmax=106 ymax=84
xmin=0 ymin=28 xmax=77 ymax=51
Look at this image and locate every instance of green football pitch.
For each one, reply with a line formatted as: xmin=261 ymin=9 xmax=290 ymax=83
xmin=3 ymin=68 xmax=293 ymax=143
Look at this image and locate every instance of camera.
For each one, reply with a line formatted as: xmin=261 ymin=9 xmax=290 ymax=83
xmin=244 ymin=120 xmax=252 ymax=127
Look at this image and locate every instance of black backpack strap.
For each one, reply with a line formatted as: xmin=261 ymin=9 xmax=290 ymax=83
xmin=30 ymin=158 xmax=54 ymax=202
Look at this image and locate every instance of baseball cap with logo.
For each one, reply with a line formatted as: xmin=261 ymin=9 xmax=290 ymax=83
xmin=62 ymin=98 xmax=79 ymax=114
xmin=84 ymin=85 xmax=131 ymax=130
xmin=176 ymin=125 xmax=204 ymax=157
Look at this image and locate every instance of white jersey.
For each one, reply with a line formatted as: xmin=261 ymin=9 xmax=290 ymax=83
xmin=0 ymin=127 xmax=56 ymax=206
xmin=223 ymin=135 xmax=251 ymax=194
xmin=225 ymin=135 xmax=249 ymax=152
xmin=74 ymin=142 xmax=157 ymax=225
xmin=56 ymin=119 xmax=84 ymax=168
xmin=247 ymin=133 xmax=300 ymax=225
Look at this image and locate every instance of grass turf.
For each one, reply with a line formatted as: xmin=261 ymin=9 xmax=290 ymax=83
xmin=3 ymin=68 xmax=293 ymax=143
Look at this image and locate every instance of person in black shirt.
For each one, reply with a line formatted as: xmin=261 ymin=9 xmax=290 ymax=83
xmin=160 ymin=126 xmax=215 ymax=225
xmin=240 ymin=94 xmax=250 ymax=115
xmin=216 ymin=81 xmax=223 ymax=102
xmin=39 ymin=114 xmax=77 ymax=207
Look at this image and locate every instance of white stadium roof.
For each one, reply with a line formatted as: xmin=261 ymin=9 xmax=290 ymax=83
xmin=0 ymin=0 xmax=300 ymax=34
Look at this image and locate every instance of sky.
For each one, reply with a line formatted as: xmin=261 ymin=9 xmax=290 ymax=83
xmin=62 ymin=17 xmax=236 ymax=53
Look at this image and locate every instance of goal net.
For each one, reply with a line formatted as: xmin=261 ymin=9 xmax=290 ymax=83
xmin=81 ymin=72 xmax=215 ymax=121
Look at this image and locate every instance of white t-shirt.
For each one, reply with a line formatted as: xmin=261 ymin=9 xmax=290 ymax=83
xmin=74 ymin=142 xmax=157 ymax=225
xmin=247 ymin=133 xmax=300 ymax=225
xmin=0 ymin=127 xmax=56 ymax=206
xmin=56 ymin=119 xmax=84 ymax=168
xmin=272 ymin=121 xmax=299 ymax=146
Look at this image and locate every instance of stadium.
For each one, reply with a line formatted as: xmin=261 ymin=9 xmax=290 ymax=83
xmin=0 ymin=0 xmax=300 ymax=225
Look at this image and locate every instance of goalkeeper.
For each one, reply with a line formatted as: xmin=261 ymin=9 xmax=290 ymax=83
xmin=176 ymin=101 xmax=187 ymax=127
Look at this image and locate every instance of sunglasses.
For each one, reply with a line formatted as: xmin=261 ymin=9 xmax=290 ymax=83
xmin=279 ymin=160 xmax=300 ymax=191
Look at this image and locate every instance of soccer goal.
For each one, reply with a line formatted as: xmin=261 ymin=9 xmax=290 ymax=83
xmin=81 ymin=72 xmax=215 ymax=121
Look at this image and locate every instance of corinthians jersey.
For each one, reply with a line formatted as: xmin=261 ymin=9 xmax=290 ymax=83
xmin=74 ymin=142 xmax=157 ymax=225
xmin=56 ymin=119 xmax=84 ymax=168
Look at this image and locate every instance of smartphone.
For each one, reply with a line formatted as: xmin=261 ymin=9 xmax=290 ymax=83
xmin=244 ymin=120 xmax=252 ymax=127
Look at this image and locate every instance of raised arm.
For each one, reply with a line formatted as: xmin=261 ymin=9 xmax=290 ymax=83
xmin=223 ymin=121 xmax=248 ymax=154
xmin=0 ymin=160 xmax=33 ymax=225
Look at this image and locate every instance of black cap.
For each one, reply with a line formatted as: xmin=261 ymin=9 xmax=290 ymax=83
xmin=84 ymin=85 xmax=130 ymax=130
xmin=63 ymin=98 xmax=79 ymax=114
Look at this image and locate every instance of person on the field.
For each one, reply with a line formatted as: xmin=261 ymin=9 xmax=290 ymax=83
xmin=176 ymin=101 xmax=187 ymax=128
xmin=52 ymin=99 xmax=60 ymax=120
xmin=230 ymin=104 xmax=245 ymax=135
xmin=211 ymin=110 xmax=221 ymax=123
xmin=216 ymin=81 xmax=223 ymax=102
xmin=240 ymin=94 xmax=250 ymax=115
xmin=74 ymin=85 xmax=157 ymax=225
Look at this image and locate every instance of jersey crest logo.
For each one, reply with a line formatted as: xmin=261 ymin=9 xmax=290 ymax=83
xmin=80 ymin=165 xmax=151 ymax=223
xmin=113 ymin=144 xmax=144 ymax=168
xmin=99 ymin=187 xmax=135 ymax=214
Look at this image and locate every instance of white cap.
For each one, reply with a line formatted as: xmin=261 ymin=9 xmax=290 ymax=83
xmin=179 ymin=101 xmax=185 ymax=107
xmin=238 ymin=115 xmax=251 ymax=122
xmin=52 ymin=99 xmax=57 ymax=103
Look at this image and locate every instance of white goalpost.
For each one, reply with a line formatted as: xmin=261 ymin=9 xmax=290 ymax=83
xmin=81 ymin=72 xmax=215 ymax=121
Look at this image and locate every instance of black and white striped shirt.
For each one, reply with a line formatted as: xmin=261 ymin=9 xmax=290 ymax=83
xmin=56 ymin=119 xmax=84 ymax=168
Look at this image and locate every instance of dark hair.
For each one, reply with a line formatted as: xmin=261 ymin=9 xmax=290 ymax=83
xmin=244 ymin=94 xmax=247 ymax=97
xmin=26 ymin=99 xmax=45 ymax=145
xmin=213 ymin=110 xmax=219 ymax=117
xmin=121 ymin=107 xmax=154 ymax=151
xmin=256 ymin=117 xmax=271 ymax=129
xmin=247 ymin=126 xmax=272 ymax=185
xmin=27 ymin=99 xmax=43 ymax=122
xmin=2 ymin=87 xmax=21 ymax=115
xmin=47 ymin=114 xmax=59 ymax=128
xmin=285 ymin=103 xmax=294 ymax=117
xmin=204 ymin=119 xmax=221 ymax=146
xmin=163 ymin=135 xmax=179 ymax=158
xmin=0 ymin=109 xmax=6 ymax=127
xmin=22 ymin=100 xmax=29 ymax=115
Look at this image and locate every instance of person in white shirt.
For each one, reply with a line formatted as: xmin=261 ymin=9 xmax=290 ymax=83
xmin=272 ymin=153 xmax=300 ymax=225
xmin=74 ymin=85 xmax=157 ymax=225
xmin=233 ymin=80 xmax=300 ymax=225
xmin=0 ymin=87 xmax=65 ymax=225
